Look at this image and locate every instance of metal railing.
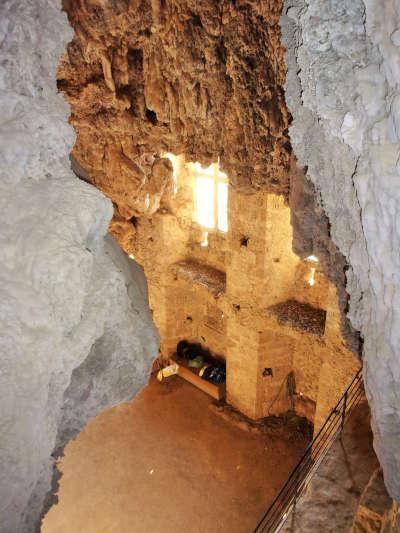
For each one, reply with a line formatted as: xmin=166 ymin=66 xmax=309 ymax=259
xmin=253 ymin=368 xmax=364 ymax=532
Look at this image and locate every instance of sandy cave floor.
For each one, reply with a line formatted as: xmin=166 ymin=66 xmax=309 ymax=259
xmin=42 ymin=376 xmax=309 ymax=533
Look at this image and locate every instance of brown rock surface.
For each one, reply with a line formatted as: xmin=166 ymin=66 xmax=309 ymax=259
xmin=352 ymin=469 xmax=395 ymax=533
xmin=289 ymin=162 xmax=361 ymax=354
xmin=58 ymin=1 xmax=361 ymax=363
xmin=59 ymin=0 xmax=291 ymax=221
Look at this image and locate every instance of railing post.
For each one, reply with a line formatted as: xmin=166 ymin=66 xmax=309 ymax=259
xmin=341 ymin=390 xmax=348 ymax=433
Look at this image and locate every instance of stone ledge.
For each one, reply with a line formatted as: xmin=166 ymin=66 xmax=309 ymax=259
xmin=266 ymin=299 xmax=326 ymax=336
xmin=172 ymin=259 xmax=226 ymax=297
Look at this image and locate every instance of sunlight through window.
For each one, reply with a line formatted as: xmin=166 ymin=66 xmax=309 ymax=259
xmin=189 ymin=160 xmax=228 ymax=232
xmin=162 ymin=154 xmax=229 ymax=233
xmin=308 ymin=267 xmax=316 ymax=286
xmin=217 ymin=181 xmax=228 ymax=232
xmin=196 ymin=177 xmax=215 ymax=228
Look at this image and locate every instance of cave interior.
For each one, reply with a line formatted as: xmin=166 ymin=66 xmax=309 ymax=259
xmin=4 ymin=0 xmax=400 ymax=531
xmin=127 ymin=152 xmax=360 ymax=428
xmin=59 ymin=0 xmax=360 ymax=431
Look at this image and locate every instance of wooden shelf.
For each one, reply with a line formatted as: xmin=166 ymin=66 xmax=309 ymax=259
xmin=170 ymin=357 xmax=226 ymax=401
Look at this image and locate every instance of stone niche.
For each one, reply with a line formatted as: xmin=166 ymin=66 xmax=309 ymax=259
xmin=266 ymin=300 xmax=327 ymax=336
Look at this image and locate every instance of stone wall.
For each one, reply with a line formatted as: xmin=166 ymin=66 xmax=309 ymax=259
xmin=0 ymin=1 xmax=159 ymax=531
xmin=282 ymin=0 xmax=400 ymax=500
xmin=131 ymin=157 xmax=359 ymax=425
xmin=55 ymin=0 xmax=364 ymax=432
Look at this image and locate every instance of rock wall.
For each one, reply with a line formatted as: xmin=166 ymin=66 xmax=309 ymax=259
xmin=352 ymin=469 xmax=395 ymax=532
xmin=282 ymin=0 xmax=400 ymax=500
xmin=58 ymin=0 xmax=363 ymax=426
xmin=0 ymin=1 xmax=159 ymax=531
xmin=281 ymin=401 xmax=380 ymax=533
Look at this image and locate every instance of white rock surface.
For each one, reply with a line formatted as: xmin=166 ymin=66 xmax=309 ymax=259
xmin=0 ymin=1 xmax=159 ymax=531
xmin=282 ymin=0 xmax=400 ymax=500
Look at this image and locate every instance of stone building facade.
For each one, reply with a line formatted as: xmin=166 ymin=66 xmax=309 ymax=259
xmin=130 ymin=156 xmax=360 ymax=428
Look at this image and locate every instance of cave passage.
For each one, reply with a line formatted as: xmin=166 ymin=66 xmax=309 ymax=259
xmin=5 ymin=0 xmax=400 ymax=529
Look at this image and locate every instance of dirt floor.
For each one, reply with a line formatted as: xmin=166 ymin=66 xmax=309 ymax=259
xmin=42 ymin=376 xmax=309 ymax=533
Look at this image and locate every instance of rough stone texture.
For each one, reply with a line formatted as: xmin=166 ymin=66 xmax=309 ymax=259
xmin=55 ymin=0 xmax=362 ymax=435
xmin=282 ymin=401 xmax=380 ymax=533
xmin=132 ymin=160 xmax=359 ymax=424
xmin=266 ymin=299 xmax=327 ymax=336
xmin=0 ymin=2 xmax=159 ymax=531
xmin=282 ymin=0 xmax=400 ymax=500
xmin=381 ymin=503 xmax=400 ymax=533
xmin=58 ymin=0 xmax=291 ymax=223
xmin=173 ymin=260 xmax=226 ymax=297
xmin=289 ymin=164 xmax=361 ymax=354
xmin=352 ymin=469 xmax=394 ymax=532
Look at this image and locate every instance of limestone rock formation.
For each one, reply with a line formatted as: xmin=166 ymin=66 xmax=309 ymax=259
xmin=282 ymin=0 xmax=400 ymax=500
xmin=0 ymin=1 xmax=159 ymax=531
xmin=289 ymin=164 xmax=361 ymax=353
xmin=58 ymin=0 xmax=291 ymax=222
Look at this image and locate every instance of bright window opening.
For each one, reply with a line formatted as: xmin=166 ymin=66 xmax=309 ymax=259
xmin=305 ymin=255 xmax=318 ymax=286
xmin=189 ymin=160 xmax=229 ymax=232
xmin=217 ymin=181 xmax=228 ymax=232
xmin=196 ymin=177 xmax=215 ymax=228
xmin=308 ymin=267 xmax=316 ymax=286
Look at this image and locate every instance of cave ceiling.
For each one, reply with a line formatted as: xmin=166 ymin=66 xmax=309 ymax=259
xmin=59 ymin=0 xmax=291 ymax=219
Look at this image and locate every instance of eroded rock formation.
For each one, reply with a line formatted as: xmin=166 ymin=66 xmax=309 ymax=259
xmin=58 ymin=0 xmax=364 ymax=363
xmin=0 ymin=1 xmax=159 ymax=531
xmin=58 ymin=0 xmax=291 ymax=221
xmin=289 ymin=165 xmax=361 ymax=353
xmin=282 ymin=0 xmax=400 ymax=500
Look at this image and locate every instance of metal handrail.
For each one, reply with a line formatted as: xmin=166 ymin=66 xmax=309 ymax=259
xmin=253 ymin=368 xmax=364 ymax=532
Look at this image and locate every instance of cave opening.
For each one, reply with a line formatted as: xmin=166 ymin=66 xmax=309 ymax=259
xmin=39 ymin=0 xmax=379 ymax=531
